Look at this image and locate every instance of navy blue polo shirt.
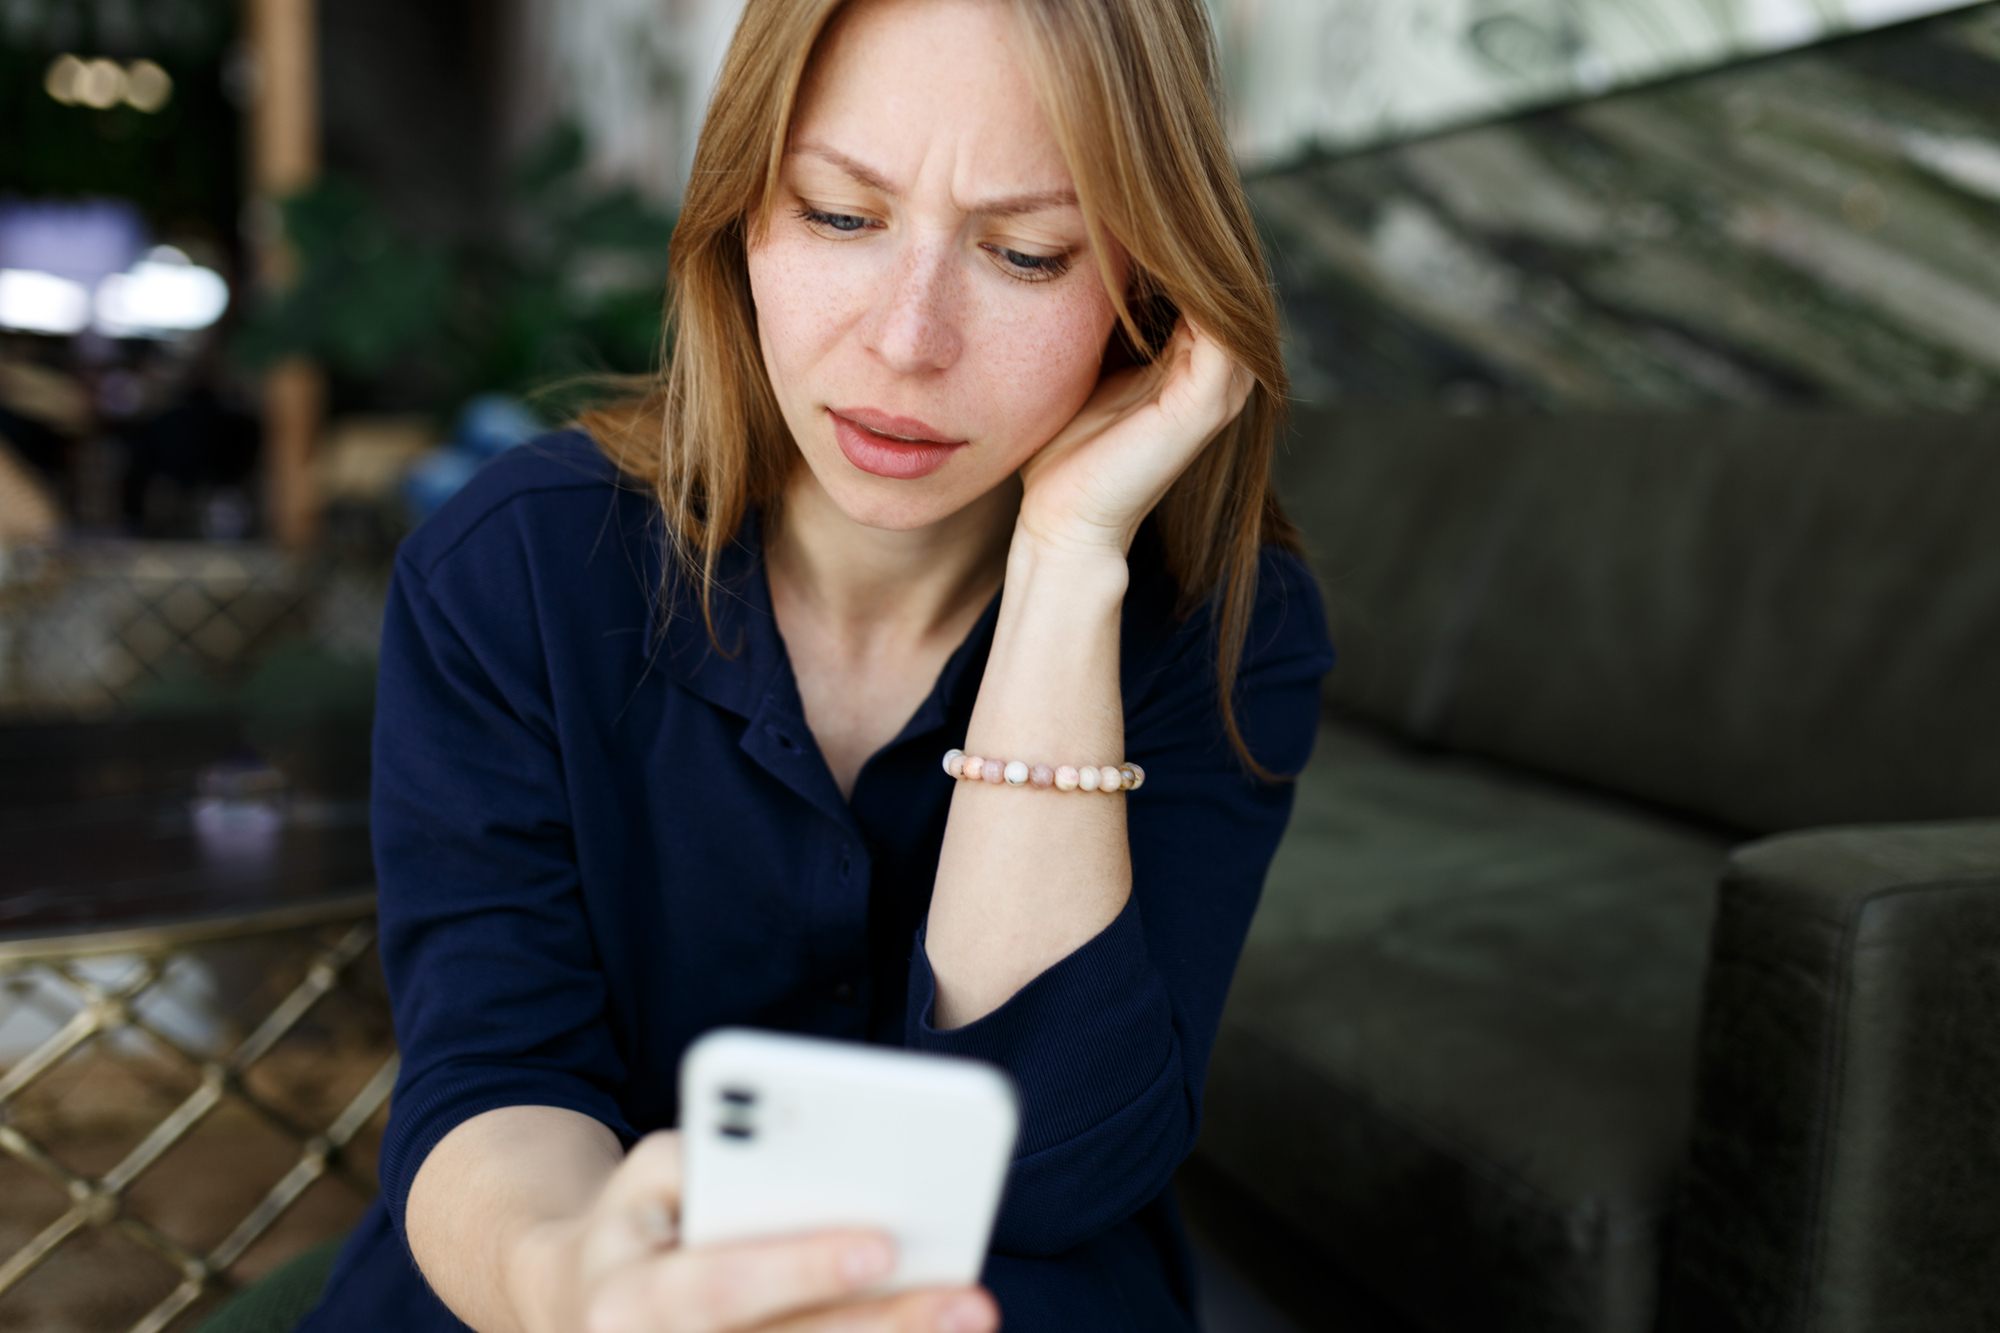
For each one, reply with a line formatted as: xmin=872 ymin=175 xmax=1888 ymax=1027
xmin=302 ymin=433 xmax=1332 ymax=1331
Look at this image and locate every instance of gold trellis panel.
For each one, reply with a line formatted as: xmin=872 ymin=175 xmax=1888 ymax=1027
xmin=0 ymin=544 xmax=337 ymax=715
xmin=0 ymin=895 xmax=395 ymax=1333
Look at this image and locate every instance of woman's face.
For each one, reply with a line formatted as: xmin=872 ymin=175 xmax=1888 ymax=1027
xmin=747 ymin=0 xmax=1126 ymax=533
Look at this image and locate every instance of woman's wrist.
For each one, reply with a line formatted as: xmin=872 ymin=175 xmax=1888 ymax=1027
xmin=1004 ymin=524 xmax=1130 ymax=600
xmin=957 ymin=524 xmax=1128 ymax=768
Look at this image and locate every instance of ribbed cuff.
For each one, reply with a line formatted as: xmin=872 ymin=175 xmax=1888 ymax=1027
xmin=907 ymin=895 xmax=1175 ymax=1156
xmin=379 ymin=1065 xmax=636 ymax=1232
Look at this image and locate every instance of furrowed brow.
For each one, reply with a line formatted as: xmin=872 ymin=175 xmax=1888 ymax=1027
xmin=970 ymin=187 xmax=1080 ymax=218
xmin=792 ymin=142 xmax=897 ymax=194
xmin=789 ymin=141 xmax=1079 ymax=217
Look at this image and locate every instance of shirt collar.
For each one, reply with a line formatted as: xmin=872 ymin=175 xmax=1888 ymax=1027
xmin=643 ymin=506 xmax=1001 ymax=757
xmin=646 ymin=507 xmax=784 ymax=722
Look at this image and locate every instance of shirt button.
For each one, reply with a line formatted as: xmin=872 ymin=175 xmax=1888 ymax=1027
xmin=831 ymin=982 xmax=858 ymax=1004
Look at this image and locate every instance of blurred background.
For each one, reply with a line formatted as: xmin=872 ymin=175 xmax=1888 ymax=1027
xmin=1 ymin=0 xmax=1996 ymax=1330
xmin=4 ymin=0 xmax=1997 ymax=709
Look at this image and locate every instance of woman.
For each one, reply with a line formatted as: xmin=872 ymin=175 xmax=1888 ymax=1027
xmin=300 ymin=0 xmax=1331 ymax=1329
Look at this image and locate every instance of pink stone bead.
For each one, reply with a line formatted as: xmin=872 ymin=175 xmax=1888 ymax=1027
xmin=1118 ymin=764 xmax=1137 ymax=791
xmin=1054 ymin=765 xmax=1080 ymax=791
xmin=982 ymin=757 xmax=1005 ymax=784
xmin=1029 ymin=763 xmax=1055 ymax=789
xmin=963 ymin=755 xmax=984 ymax=781
xmin=1078 ymin=765 xmax=1101 ymax=792
xmin=943 ymin=749 xmax=965 ymax=778
xmin=1127 ymin=762 xmax=1145 ymax=790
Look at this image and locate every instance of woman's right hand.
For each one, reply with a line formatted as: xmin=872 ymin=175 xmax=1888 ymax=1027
xmin=512 ymin=1132 xmax=1000 ymax=1333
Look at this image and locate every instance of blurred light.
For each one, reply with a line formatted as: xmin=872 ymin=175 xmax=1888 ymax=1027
xmin=0 ymin=199 xmax=147 ymax=287
xmin=455 ymin=393 xmax=543 ymax=459
xmin=43 ymin=53 xmax=84 ymax=104
xmin=204 ymin=491 xmax=253 ymax=542
xmin=404 ymin=447 xmax=486 ymax=522
xmin=194 ymin=757 xmax=290 ymax=861
xmin=1903 ymin=131 xmax=2000 ymax=204
xmin=43 ymin=55 xmax=173 ymax=113
xmin=124 ymin=59 xmax=173 ymax=112
xmin=76 ymin=58 xmax=126 ymax=110
xmin=93 ymin=248 xmax=230 ymax=337
xmin=0 ymin=269 xmax=92 ymax=335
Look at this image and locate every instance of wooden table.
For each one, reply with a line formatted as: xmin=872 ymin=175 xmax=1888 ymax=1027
xmin=0 ymin=715 xmax=394 ymax=1333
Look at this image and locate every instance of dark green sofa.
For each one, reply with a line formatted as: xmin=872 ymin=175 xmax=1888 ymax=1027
xmin=1194 ymin=411 xmax=2000 ymax=1333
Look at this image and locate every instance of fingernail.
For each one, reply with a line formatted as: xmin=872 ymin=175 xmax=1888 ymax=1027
xmin=939 ymin=1294 xmax=993 ymax=1333
xmin=841 ymin=1238 xmax=894 ymax=1284
xmin=632 ymin=1200 xmax=677 ymax=1247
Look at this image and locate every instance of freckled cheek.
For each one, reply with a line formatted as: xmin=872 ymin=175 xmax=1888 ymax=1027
xmin=747 ymin=240 xmax=877 ymax=385
xmin=964 ymin=290 xmax=1115 ymax=447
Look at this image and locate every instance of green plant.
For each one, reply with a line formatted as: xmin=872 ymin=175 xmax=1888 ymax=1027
xmin=233 ymin=123 xmax=675 ymax=415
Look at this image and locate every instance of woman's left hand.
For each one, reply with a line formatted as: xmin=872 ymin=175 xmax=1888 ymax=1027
xmin=1015 ymin=318 xmax=1254 ymax=560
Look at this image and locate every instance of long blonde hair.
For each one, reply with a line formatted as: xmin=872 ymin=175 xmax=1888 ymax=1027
xmin=585 ymin=0 xmax=1303 ymax=775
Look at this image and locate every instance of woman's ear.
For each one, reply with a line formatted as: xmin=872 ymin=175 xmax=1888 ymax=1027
xmin=1101 ymin=290 xmax=1180 ymax=376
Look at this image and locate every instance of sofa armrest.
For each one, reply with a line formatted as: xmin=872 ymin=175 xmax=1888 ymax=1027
xmin=1664 ymin=820 xmax=2000 ymax=1333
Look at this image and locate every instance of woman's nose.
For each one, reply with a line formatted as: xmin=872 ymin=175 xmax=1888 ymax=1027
xmin=864 ymin=239 xmax=962 ymax=374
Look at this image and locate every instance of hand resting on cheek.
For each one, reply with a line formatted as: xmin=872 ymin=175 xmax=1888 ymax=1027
xmin=1017 ymin=319 xmax=1257 ymax=561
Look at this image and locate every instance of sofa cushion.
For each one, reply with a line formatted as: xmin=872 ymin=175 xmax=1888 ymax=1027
xmin=1277 ymin=409 xmax=2000 ymax=832
xmin=1200 ymin=718 xmax=1731 ymax=1333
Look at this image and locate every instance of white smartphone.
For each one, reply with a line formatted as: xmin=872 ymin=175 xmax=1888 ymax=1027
xmin=678 ymin=1028 xmax=1019 ymax=1291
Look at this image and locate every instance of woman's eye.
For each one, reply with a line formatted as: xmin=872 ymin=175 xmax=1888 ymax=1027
xmin=798 ymin=207 xmax=873 ymax=234
xmin=986 ymin=245 xmax=1071 ymax=282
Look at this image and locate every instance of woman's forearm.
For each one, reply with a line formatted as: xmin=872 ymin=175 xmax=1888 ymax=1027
xmin=926 ymin=535 xmax=1132 ymax=1028
xmin=405 ymin=1105 xmax=623 ymax=1333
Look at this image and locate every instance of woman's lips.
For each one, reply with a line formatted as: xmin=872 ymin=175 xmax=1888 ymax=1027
xmin=829 ymin=409 xmax=965 ymax=480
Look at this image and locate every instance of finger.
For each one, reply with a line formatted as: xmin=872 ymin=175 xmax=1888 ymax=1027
xmin=1184 ymin=321 xmax=1256 ymax=422
xmin=1161 ymin=326 xmax=1247 ymax=432
xmin=1225 ymin=359 xmax=1257 ymax=418
xmin=597 ymin=1131 xmax=685 ymax=1247
xmin=1159 ymin=313 xmax=1197 ymax=359
xmin=756 ymin=1284 xmax=999 ymax=1333
xmin=605 ymin=1131 xmax=684 ymax=1203
xmin=631 ymin=1229 xmax=898 ymax=1333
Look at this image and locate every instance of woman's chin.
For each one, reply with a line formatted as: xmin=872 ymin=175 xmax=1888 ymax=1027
xmin=803 ymin=467 xmax=1008 ymax=537
xmin=825 ymin=488 xmax=970 ymax=534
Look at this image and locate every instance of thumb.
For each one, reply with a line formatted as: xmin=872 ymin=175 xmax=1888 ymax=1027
xmin=593 ymin=1131 xmax=684 ymax=1261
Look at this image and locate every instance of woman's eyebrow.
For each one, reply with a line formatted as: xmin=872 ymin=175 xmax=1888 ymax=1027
xmin=789 ymin=141 xmax=1079 ymax=217
xmin=971 ymin=186 xmax=1080 ymax=218
xmin=793 ymin=142 xmax=898 ymax=194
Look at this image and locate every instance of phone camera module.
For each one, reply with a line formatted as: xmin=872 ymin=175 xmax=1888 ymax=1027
xmin=719 ymin=1086 xmax=758 ymax=1140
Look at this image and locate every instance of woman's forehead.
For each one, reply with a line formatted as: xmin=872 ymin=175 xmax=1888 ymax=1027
xmin=789 ymin=0 xmax=1077 ymax=209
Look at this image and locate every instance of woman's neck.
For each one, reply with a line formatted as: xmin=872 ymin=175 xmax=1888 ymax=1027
xmin=765 ymin=467 xmax=1017 ymax=797
xmin=767 ymin=467 xmax=1015 ymax=648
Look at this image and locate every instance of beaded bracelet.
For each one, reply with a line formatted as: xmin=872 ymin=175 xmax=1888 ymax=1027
xmin=942 ymin=749 xmax=1145 ymax=793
